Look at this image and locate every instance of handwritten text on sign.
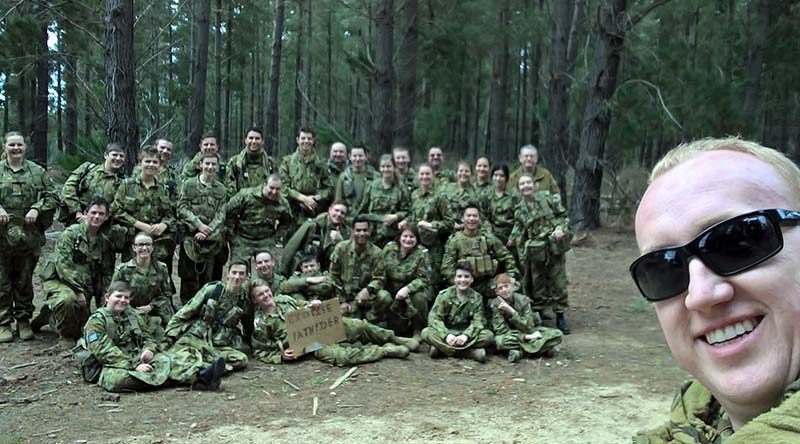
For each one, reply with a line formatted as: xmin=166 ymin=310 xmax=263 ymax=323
xmin=285 ymin=298 xmax=346 ymax=356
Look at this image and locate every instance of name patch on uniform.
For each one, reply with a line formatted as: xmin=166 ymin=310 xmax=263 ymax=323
xmin=86 ymin=332 xmax=100 ymax=344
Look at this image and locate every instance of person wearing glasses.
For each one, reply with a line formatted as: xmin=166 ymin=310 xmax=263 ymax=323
xmin=630 ymin=138 xmax=800 ymax=442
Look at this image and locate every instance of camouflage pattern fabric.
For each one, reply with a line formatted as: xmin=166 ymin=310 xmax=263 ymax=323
xmin=488 ymin=293 xmax=562 ymax=357
xmin=356 ymin=181 xmax=409 ymax=245
xmin=111 ymin=259 xmax=175 ymax=327
xmin=421 ymin=286 xmax=494 ymax=356
xmin=60 ymin=162 xmax=124 ymax=224
xmin=224 ymin=186 xmax=293 ymax=263
xmin=225 ymin=148 xmax=275 ymax=195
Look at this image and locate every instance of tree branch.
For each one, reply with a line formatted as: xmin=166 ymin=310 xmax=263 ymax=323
xmin=630 ymin=0 xmax=673 ymax=26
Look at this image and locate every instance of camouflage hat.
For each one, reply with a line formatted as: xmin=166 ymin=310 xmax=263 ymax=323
xmin=5 ymin=224 xmax=27 ymax=248
xmin=183 ymin=236 xmax=222 ymax=262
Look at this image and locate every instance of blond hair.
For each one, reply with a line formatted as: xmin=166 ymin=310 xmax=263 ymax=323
xmin=650 ymin=137 xmax=800 ymax=194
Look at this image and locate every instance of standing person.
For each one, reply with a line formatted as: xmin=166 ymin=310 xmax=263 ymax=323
xmin=224 ymin=174 xmax=293 ymax=264
xmin=280 ymin=201 xmax=350 ymax=275
xmin=357 ymin=154 xmax=409 ymax=245
xmin=486 ymin=165 xmax=516 ymax=246
xmin=59 ymin=143 xmax=126 ymax=226
xmin=112 ymin=146 xmax=177 ymax=277
xmin=181 ymin=132 xmax=227 ymax=180
xmin=177 ymin=153 xmax=229 ymax=303
xmin=422 ymin=261 xmax=494 ymax=363
xmin=279 ymin=127 xmax=333 ymax=227
xmin=335 ymin=145 xmax=377 ymax=214
xmin=442 ymin=161 xmax=487 ymax=221
xmin=427 ymin=146 xmax=455 ymax=189
xmin=392 ymin=146 xmax=416 ymax=192
xmin=78 ymin=281 xmax=226 ymax=393
xmin=399 ymin=164 xmax=453 ymax=290
xmin=508 ymin=144 xmax=559 ymax=196
xmin=474 ymin=157 xmax=492 ymax=194
xmin=226 ymin=126 xmax=275 ymax=195
xmin=367 ymin=226 xmax=433 ymax=337
xmin=511 ymin=174 xmax=571 ymax=334
xmin=327 ymin=142 xmax=348 ymax=178
xmin=489 ymin=273 xmax=562 ymax=363
xmin=0 ymin=131 xmax=58 ymax=342
xmin=111 ymin=232 xmax=175 ymax=328
xmin=630 ymin=138 xmax=800 ymax=441
xmin=38 ymin=197 xmax=125 ymax=343
xmin=329 ymin=217 xmax=383 ymax=319
xmin=134 ymin=139 xmax=180 ymax=199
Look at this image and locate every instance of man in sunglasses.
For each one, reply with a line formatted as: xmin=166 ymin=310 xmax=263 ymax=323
xmin=631 ymin=138 xmax=800 ymax=442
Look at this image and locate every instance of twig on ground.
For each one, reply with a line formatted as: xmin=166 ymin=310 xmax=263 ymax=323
xmin=283 ymin=379 xmax=300 ymax=391
xmin=9 ymin=361 xmax=37 ymax=370
xmin=329 ymin=366 xmax=358 ymax=390
xmin=312 ymin=396 xmax=319 ymax=416
xmin=30 ymin=428 xmax=64 ymax=438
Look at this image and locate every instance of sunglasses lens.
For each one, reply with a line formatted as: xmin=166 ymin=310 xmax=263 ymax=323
xmin=633 ymin=249 xmax=690 ymax=301
xmin=699 ymin=214 xmax=782 ymax=275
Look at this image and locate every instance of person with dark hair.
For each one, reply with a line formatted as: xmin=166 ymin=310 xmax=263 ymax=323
xmin=226 ymin=126 xmax=275 ymax=194
xmin=486 ymin=164 xmax=516 ymax=246
xmin=37 ymin=197 xmax=126 ymax=344
xmin=279 ymin=127 xmax=333 ymax=229
xmin=0 ymin=131 xmax=58 ymax=342
xmin=133 ymin=139 xmax=179 ymax=198
xmin=329 ymin=217 xmax=383 ymax=319
xmin=177 ymin=152 xmax=229 ymax=303
xmin=112 ymin=146 xmax=177 ymax=278
xmin=59 ymin=143 xmax=126 ymax=225
xmin=421 ymin=261 xmax=494 ymax=363
xmin=442 ymin=161 xmax=487 ymax=223
xmin=357 ymin=154 xmax=410 ymax=245
xmin=78 ymin=280 xmax=226 ymax=392
xmin=474 ymin=157 xmax=492 ymax=193
xmin=280 ymin=201 xmax=350 ymax=275
xmin=181 ymin=132 xmax=227 ymax=181
xmin=276 ymin=254 xmax=334 ymax=304
xmin=335 ymin=145 xmax=377 ymax=214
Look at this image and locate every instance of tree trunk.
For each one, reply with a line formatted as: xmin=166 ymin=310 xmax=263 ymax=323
xmin=570 ymin=0 xmax=627 ymax=231
xmin=488 ymin=0 xmax=510 ymax=160
xmin=293 ymin=0 xmax=305 ymax=134
xmin=327 ymin=4 xmax=333 ymax=122
xmin=65 ymin=54 xmax=78 ymax=155
xmin=265 ymin=0 xmax=286 ymax=155
xmin=56 ymin=59 xmax=63 ymax=153
xmin=743 ymin=0 xmax=770 ymax=127
xmin=305 ymin=0 xmax=313 ymax=123
xmin=374 ymin=0 xmax=396 ymax=153
xmin=105 ymin=0 xmax=139 ymax=171
xmin=223 ymin=2 xmax=233 ymax=154
xmin=187 ymin=0 xmax=211 ymax=156
xmin=396 ymin=0 xmax=418 ymax=147
xmin=84 ymin=65 xmax=92 ymax=137
xmin=32 ymin=20 xmax=49 ymax=165
xmin=214 ymin=0 xmax=222 ymax=142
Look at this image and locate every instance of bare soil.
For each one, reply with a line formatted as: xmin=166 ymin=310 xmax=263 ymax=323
xmin=0 ymin=229 xmax=688 ymax=444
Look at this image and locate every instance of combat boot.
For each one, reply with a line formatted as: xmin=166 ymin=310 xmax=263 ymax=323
xmin=17 ymin=320 xmax=34 ymax=341
xmin=465 ymin=348 xmax=487 ymax=363
xmin=0 ymin=325 xmax=12 ymax=343
xmin=30 ymin=306 xmax=51 ymax=333
xmin=507 ymin=350 xmax=523 ymax=364
xmin=196 ymin=357 xmax=226 ymax=391
xmin=381 ymin=344 xmax=410 ymax=359
xmin=392 ymin=335 xmax=420 ymax=352
xmin=556 ymin=313 xmax=571 ymax=335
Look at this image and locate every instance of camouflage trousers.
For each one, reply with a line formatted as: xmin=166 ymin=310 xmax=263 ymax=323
xmin=178 ymin=243 xmax=229 ymax=304
xmin=0 ymin=252 xmax=38 ymax=325
xmin=372 ymin=289 xmax=430 ymax=336
xmin=43 ymin=279 xmax=97 ymax=340
xmin=97 ymin=353 xmax=171 ymax=392
xmin=420 ymin=328 xmax=494 ymax=357
xmin=229 ymin=237 xmax=277 ymax=266
xmin=495 ymin=327 xmax=563 ymax=357
xmin=522 ymin=253 xmax=568 ymax=313
xmin=314 ymin=318 xmax=397 ymax=366
xmin=168 ymin=334 xmax=248 ymax=376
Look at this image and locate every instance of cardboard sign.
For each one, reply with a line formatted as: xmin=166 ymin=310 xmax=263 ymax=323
xmin=285 ymin=298 xmax=346 ymax=356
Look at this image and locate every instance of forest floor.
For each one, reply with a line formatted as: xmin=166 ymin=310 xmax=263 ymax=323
xmin=0 ymin=228 xmax=688 ymax=444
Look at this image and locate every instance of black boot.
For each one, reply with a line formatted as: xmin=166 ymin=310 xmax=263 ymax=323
xmin=30 ymin=306 xmax=52 ymax=333
xmin=556 ymin=313 xmax=571 ymax=335
xmin=197 ymin=357 xmax=226 ymax=391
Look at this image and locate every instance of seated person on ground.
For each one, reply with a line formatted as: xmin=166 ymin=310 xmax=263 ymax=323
xmin=277 ymin=253 xmax=334 ymax=304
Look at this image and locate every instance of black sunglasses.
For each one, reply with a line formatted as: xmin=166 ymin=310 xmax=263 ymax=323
xmin=630 ymin=208 xmax=800 ymax=302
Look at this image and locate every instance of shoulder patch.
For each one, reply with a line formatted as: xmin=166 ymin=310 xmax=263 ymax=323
xmin=86 ymin=331 xmax=101 ymax=344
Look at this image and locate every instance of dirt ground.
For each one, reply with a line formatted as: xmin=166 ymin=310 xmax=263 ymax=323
xmin=0 ymin=228 xmax=689 ymax=444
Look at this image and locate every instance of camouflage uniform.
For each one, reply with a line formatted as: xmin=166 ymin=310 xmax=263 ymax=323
xmin=256 ymin=271 xmax=286 ymax=293
xmin=177 ymin=176 xmax=229 ymax=302
xmin=367 ymin=242 xmax=432 ymax=334
xmin=79 ymin=307 xmax=202 ymax=392
xmin=432 ymin=168 xmax=456 ymax=190
xmin=329 ymin=239 xmax=382 ymax=319
xmin=180 ymin=151 xmax=227 ymax=181
xmin=279 ymin=150 xmax=333 ymax=226
xmin=59 ymin=162 xmax=124 ymax=225
xmin=111 ymin=259 xmax=175 ymax=327
xmin=421 ymin=286 xmax=494 ymax=356
xmin=441 ymin=182 xmax=487 ymax=218
xmin=406 ymin=187 xmax=454 ymax=289
xmin=224 ymin=186 xmax=293 ymax=263
xmin=334 ymin=165 xmax=378 ymax=215
xmin=40 ymin=223 xmax=126 ymax=339
xmin=489 ymin=293 xmax=562 ymax=358
xmin=0 ymin=159 xmax=57 ymax=328
xmin=508 ymin=165 xmax=560 ymax=196
xmin=356 ymin=181 xmax=409 ymax=245
xmin=132 ymin=163 xmax=180 ymax=199
xmin=485 ymin=189 xmax=516 ymax=245
xmin=510 ymin=191 xmax=570 ymax=313
xmin=396 ymin=168 xmax=417 ymax=194
xmin=111 ymin=176 xmax=177 ymax=269
xmin=327 ymin=159 xmax=347 ymax=187
xmin=165 ymin=281 xmax=249 ymax=371
xmin=252 ymin=296 xmax=408 ymax=366
xmin=276 ymin=271 xmax=334 ymax=303
xmin=474 ymin=179 xmax=492 ymax=195
xmin=280 ymin=213 xmax=351 ymax=275
xmin=225 ymin=148 xmax=275 ymax=195
xmin=441 ymin=231 xmax=519 ymax=299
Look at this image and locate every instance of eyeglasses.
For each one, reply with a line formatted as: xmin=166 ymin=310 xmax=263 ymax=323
xmin=630 ymin=208 xmax=800 ymax=302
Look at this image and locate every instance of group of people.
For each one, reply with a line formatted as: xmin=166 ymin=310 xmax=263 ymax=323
xmin=0 ymin=126 xmax=570 ymax=392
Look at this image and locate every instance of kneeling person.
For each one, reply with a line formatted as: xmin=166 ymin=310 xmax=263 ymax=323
xmin=250 ymin=281 xmax=418 ymax=367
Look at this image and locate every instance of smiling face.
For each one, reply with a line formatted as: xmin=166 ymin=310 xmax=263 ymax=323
xmin=104 ymin=150 xmax=126 ymax=172
xmin=200 ymin=137 xmax=219 ymax=155
xmin=132 ymin=233 xmax=154 ymax=260
xmin=263 ymin=177 xmax=282 ymax=200
xmin=519 ymin=147 xmax=537 ymax=171
xmin=399 ymin=229 xmax=418 ymax=251
xmin=201 ymin=156 xmax=219 ymax=179
xmin=428 ymin=148 xmax=443 ymax=169
xmin=156 ymin=140 xmax=173 ymax=162
xmin=393 ymin=149 xmax=410 ymax=172
xmin=4 ymin=135 xmax=26 ymax=163
xmin=461 ymin=207 xmax=481 ymax=232
xmin=454 ymin=269 xmax=474 ymax=291
xmin=635 ymin=149 xmax=800 ymax=425
xmin=245 ymin=130 xmax=263 ymax=152
xmin=456 ymin=163 xmax=472 ymax=185
xmin=254 ymin=252 xmax=275 ymax=278
xmin=328 ymin=203 xmax=347 ymax=225
xmin=226 ymin=264 xmax=248 ymax=290
xmin=352 ymin=221 xmax=371 ymax=246
xmin=297 ymin=131 xmax=315 ymax=154
xmin=330 ymin=142 xmax=347 ymax=164
xmin=350 ymin=148 xmax=366 ymax=171
xmin=517 ymin=175 xmax=535 ymax=197
xmin=417 ymin=165 xmax=433 ymax=189
xmin=379 ymin=159 xmax=395 ymax=180
xmin=475 ymin=158 xmax=490 ymax=181
xmin=139 ymin=154 xmax=161 ymax=179
xmin=85 ymin=204 xmax=109 ymax=230
xmin=251 ymin=284 xmax=275 ymax=310
xmin=105 ymin=290 xmax=131 ymax=315
xmin=300 ymin=259 xmax=320 ymax=275
xmin=492 ymin=169 xmax=507 ymax=191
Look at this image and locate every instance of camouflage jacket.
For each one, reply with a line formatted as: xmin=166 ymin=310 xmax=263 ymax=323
xmin=510 ymin=191 xmax=570 ymax=255
xmin=277 ymin=271 xmax=334 ymax=302
xmin=428 ymin=286 xmax=487 ymax=338
xmin=396 ymin=168 xmax=417 ymax=193
xmin=279 ymin=150 xmax=333 ymax=214
xmin=256 ymin=272 xmax=286 ymax=292
xmin=180 ymin=151 xmax=227 ymax=181
xmin=224 ymin=186 xmax=293 ymax=243
xmin=177 ymin=176 xmax=228 ymax=235
xmin=432 ymin=168 xmax=456 ymax=190
xmin=508 ymin=165 xmax=560 ymax=196
xmin=132 ymin=163 xmax=180 ymax=198
xmin=226 ymin=148 xmax=275 ymax=195
xmin=0 ymin=159 xmax=58 ymax=252
xmin=334 ymin=165 xmax=378 ymax=212
xmin=488 ymin=293 xmax=538 ymax=336
xmin=368 ymin=242 xmax=432 ymax=296
xmin=441 ymin=231 xmax=519 ymax=281
xmin=357 ymin=180 xmax=409 ymax=223
xmin=251 ymin=295 xmax=301 ymax=364
xmin=440 ymin=182 xmax=487 ymax=218
xmin=111 ymin=259 xmax=174 ymax=325
xmin=486 ymin=189 xmax=516 ymax=235
xmin=406 ymin=187 xmax=454 ymax=247
xmin=165 ymin=281 xmax=249 ymax=348
xmin=112 ymin=175 xmax=177 ymax=236
xmin=60 ymin=162 xmax=124 ymax=218
xmin=82 ymin=307 xmax=158 ymax=369
xmin=280 ymin=213 xmax=351 ymax=275
xmin=329 ymin=239 xmax=382 ymax=303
